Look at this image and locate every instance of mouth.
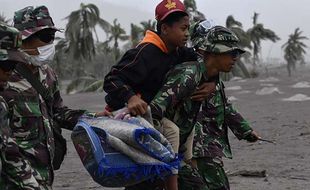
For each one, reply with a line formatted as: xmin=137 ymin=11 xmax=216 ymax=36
xmin=229 ymin=63 xmax=235 ymax=70
xmin=182 ymin=39 xmax=188 ymax=44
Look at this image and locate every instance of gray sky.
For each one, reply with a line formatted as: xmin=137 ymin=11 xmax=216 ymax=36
xmin=1 ymin=0 xmax=309 ymax=62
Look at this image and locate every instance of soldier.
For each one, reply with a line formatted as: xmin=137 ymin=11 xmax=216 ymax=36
xmin=0 ymin=23 xmax=43 ymax=189
xmin=190 ymin=20 xmax=260 ymax=190
xmin=125 ymin=53 xmax=209 ymax=190
xmin=0 ymin=6 xmax=95 ymax=189
xmin=150 ymin=59 xmax=208 ymax=190
xmin=147 ymin=23 xmax=236 ymax=190
xmin=0 ymin=22 xmax=18 ymax=181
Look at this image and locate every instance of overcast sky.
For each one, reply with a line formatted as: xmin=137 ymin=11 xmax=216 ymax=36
xmin=1 ymin=0 xmax=309 ymax=62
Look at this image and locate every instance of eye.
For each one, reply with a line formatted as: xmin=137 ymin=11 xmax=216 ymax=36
xmin=181 ymin=26 xmax=187 ymax=31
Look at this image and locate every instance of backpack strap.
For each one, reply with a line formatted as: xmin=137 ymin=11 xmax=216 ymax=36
xmin=15 ymin=63 xmax=54 ymax=116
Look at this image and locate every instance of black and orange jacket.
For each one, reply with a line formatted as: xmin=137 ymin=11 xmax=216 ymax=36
xmin=103 ymin=30 xmax=197 ymax=110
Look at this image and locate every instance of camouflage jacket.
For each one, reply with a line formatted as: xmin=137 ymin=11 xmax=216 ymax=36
xmin=0 ymin=96 xmax=10 ymax=152
xmin=150 ymin=61 xmax=207 ymax=145
xmin=0 ymin=65 xmax=86 ymax=189
xmin=193 ymin=76 xmax=252 ymax=159
xmin=0 ymin=94 xmax=44 ymax=189
xmin=0 ymin=96 xmax=6 ymax=176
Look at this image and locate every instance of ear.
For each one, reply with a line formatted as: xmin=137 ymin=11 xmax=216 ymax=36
xmin=161 ymin=23 xmax=169 ymax=35
xmin=204 ymin=52 xmax=217 ymax=65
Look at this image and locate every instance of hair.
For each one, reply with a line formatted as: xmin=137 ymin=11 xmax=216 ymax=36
xmin=156 ymin=11 xmax=188 ymax=34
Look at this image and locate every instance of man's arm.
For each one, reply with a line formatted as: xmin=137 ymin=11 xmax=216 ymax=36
xmin=52 ymin=91 xmax=86 ymax=131
xmin=225 ymin=102 xmax=253 ymax=140
xmin=51 ymin=72 xmax=87 ymax=131
xmin=150 ymin=62 xmax=201 ymax=127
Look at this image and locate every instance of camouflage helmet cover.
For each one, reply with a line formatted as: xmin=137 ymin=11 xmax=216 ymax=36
xmin=190 ymin=19 xmax=245 ymax=54
xmin=13 ymin=6 xmax=60 ymax=40
xmin=0 ymin=23 xmax=27 ymax=64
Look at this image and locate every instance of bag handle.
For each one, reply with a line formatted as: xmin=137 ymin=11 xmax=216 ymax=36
xmin=75 ymin=120 xmax=106 ymax=164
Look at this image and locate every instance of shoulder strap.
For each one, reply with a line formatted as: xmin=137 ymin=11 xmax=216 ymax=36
xmin=15 ymin=63 xmax=53 ymax=115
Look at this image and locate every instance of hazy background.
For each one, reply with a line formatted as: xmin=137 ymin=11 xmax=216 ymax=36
xmin=1 ymin=0 xmax=309 ymax=62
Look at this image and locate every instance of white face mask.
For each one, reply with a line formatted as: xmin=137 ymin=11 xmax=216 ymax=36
xmin=29 ymin=43 xmax=55 ymax=66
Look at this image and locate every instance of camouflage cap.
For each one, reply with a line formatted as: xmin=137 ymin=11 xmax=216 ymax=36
xmin=0 ymin=23 xmax=27 ymax=64
xmin=13 ymin=6 xmax=60 ymax=40
xmin=191 ymin=20 xmax=245 ymax=54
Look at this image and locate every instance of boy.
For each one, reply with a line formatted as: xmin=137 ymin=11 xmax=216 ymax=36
xmin=104 ymin=0 xmax=194 ymax=114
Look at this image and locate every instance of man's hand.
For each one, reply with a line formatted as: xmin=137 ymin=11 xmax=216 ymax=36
xmin=191 ymin=82 xmax=216 ymax=101
xmin=190 ymin=159 xmax=198 ymax=169
xmin=127 ymin=95 xmax=148 ymax=116
xmin=95 ymin=110 xmax=112 ymax=117
xmin=244 ymin=130 xmax=260 ymax=142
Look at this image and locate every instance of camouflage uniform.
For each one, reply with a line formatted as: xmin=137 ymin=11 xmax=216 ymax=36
xmin=0 ymin=24 xmax=23 ymax=155
xmin=193 ymin=76 xmax=252 ymax=190
xmin=0 ymin=23 xmax=45 ymax=189
xmin=151 ymin=61 xmax=207 ymax=147
xmin=0 ymin=96 xmax=32 ymax=190
xmin=0 ymin=96 xmax=10 ymax=174
xmin=150 ymin=61 xmax=207 ymax=190
xmin=190 ymin=21 xmax=253 ymax=190
xmin=0 ymin=7 xmax=86 ymax=189
xmin=126 ymin=59 xmax=207 ymax=190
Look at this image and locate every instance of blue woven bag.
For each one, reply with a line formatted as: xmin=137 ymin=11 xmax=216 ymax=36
xmin=71 ymin=116 xmax=179 ymax=187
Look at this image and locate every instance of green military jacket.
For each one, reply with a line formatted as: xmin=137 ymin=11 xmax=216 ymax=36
xmin=0 ymin=96 xmax=10 ymax=152
xmin=0 ymin=65 xmax=85 ymax=189
xmin=193 ymin=76 xmax=252 ymax=159
xmin=150 ymin=61 xmax=207 ymax=145
xmin=1 ymin=93 xmax=43 ymax=189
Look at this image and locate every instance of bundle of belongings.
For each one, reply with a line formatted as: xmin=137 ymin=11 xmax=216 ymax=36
xmin=71 ymin=108 xmax=180 ymax=187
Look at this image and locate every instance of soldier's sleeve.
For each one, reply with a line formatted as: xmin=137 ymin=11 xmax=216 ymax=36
xmin=51 ymin=72 xmax=87 ymax=131
xmin=224 ymin=102 xmax=253 ymax=140
xmin=0 ymin=98 xmax=40 ymax=189
xmin=150 ymin=62 xmax=201 ymax=128
xmin=103 ymin=47 xmax=148 ymax=108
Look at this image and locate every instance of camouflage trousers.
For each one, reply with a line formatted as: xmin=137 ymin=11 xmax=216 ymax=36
xmin=196 ymin=157 xmax=230 ymax=190
xmin=178 ymin=164 xmax=205 ymax=190
xmin=125 ymin=179 xmax=165 ymax=190
xmin=0 ymin=156 xmax=52 ymax=190
xmin=0 ymin=180 xmax=52 ymax=190
xmin=125 ymin=164 xmax=205 ymax=190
